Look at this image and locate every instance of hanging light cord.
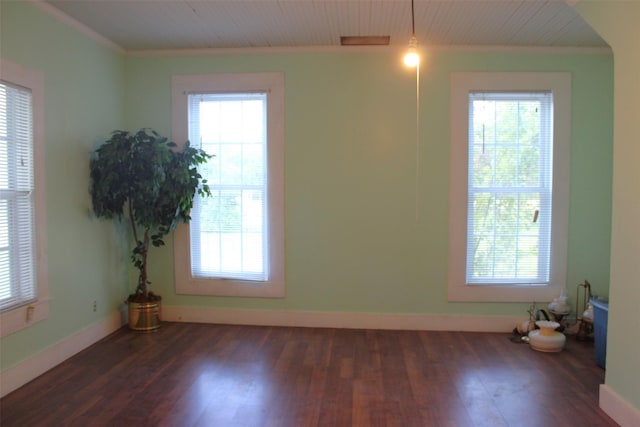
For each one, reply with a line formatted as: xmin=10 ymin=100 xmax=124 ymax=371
xmin=408 ymin=0 xmax=420 ymax=221
xmin=415 ymin=61 xmax=420 ymax=221
xmin=411 ymin=0 xmax=416 ymax=37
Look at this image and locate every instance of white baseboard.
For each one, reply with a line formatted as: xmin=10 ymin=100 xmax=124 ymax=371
xmin=0 ymin=312 xmax=123 ymax=398
xmin=162 ymin=305 xmax=521 ymax=332
xmin=600 ymin=384 xmax=640 ymax=427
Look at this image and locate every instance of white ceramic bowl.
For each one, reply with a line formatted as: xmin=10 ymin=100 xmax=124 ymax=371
xmin=528 ymin=325 xmax=566 ymax=352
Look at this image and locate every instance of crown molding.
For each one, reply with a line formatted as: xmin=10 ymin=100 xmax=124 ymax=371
xmin=128 ymin=44 xmax=611 ymax=57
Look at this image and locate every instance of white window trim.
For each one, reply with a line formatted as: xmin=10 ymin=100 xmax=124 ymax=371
xmin=0 ymin=59 xmax=49 ymax=337
xmin=172 ymin=73 xmax=285 ymax=298
xmin=448 ymin=72 xmax=571 ymax=302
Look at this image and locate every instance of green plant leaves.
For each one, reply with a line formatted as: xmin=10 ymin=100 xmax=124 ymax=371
xmin=89 ymin=128 xmax=212 ymax=298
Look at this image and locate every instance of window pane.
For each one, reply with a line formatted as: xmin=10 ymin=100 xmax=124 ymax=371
xmin=242 ymin=143 xmax=264 ymax=185
xmin=470 ymin=146 xmax=495 ymax=187
xmin=0 ymin=199 xmax=8 ymax=247
xmin=471 ymin=193 xmax=495 ymax=234
xmin=495 ymin=146 xmax=517 ymax=186
xmin=495 ymin=102 xmax=518 ymax=144
xmin=0 ymin=250 xmax=10 ymax=301
xmin=517 ymin=235 xmax=539 ymax=278
xmin=219 ymin=144 xmax=242 ymax=185
xmin=518 ymin=145 xmax=540 ymax=186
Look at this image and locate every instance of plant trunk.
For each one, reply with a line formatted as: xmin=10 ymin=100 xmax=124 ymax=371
xmin=138 ymin=232 xmax=150 ymax=299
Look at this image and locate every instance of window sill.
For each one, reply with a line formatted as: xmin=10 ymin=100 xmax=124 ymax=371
xmin=175 ymin=276 xmax=285 ymax=298
xmin=0 ymin=299 xmax=50 ymax=338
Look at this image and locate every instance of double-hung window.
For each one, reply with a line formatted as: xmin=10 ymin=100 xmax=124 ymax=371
xmin=1 ymin=59 xmax=48 ymax=336
xmin=189 ymin=92 xmax=269 ymax=281
xmin=449 ymin=73 xmax=570 ymax=302
xmin=172 ymin=73 xmax=285 ymax=298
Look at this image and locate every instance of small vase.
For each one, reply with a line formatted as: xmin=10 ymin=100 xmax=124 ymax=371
xmin=528 ymin=321 xmax=566 ymax=352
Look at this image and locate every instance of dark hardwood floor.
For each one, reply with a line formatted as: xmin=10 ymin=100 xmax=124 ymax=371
xmin=1 ymin=322 xmax=617 ymax=427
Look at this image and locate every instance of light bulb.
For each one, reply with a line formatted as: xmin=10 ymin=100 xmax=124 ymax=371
xmin=403 ymin=36 xmax=419 ymax=67
xmin=404 ymin=48 xmax=419 ymax=67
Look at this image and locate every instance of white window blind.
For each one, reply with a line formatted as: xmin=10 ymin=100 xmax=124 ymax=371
xmin=188 ymin=93 xmax=269 ymax=281
xmin=466 ymin=91 xmax=553 ymax=285
xmin=0 ymin=81 xmax=37 ymax=311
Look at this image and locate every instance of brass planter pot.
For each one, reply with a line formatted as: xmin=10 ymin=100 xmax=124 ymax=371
xmin=128 ymin=299 xmax=161 ymax=332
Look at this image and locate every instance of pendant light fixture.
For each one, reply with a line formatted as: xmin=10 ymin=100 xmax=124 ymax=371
xmin=403 ymin=0 xmax=419 ymax=67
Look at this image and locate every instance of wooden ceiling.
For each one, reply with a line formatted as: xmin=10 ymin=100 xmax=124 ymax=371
xmin=40 ymin=0 xmax=606 ymax=52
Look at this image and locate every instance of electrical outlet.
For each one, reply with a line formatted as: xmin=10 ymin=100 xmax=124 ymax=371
xmin=92 ymin=301 xmax=97 ymax=312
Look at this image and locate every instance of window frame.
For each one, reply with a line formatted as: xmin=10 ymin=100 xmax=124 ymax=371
xmin=448 ymin=72 xmax=571 ymax=302
xmin=0 ymin=59 xmax=49 ymax=337
xmin=172 ymin=73 xmax=285 ymax=298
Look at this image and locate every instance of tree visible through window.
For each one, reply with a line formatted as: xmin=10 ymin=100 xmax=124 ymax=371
xmin=467 ymin=92 xmax=553 ymax=285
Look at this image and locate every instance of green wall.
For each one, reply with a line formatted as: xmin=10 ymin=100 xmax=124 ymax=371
xmin=578 ymin=0 xmax=640 ymax=412
xmin=125 ymin=50 xmax=613 ymax=317
xmin=0 ymin=1 xmax=615 ymax=382
xmin=0 ymin=2 xmax=126 ymax=370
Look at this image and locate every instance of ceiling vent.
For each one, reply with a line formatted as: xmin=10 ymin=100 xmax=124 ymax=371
xmin=340 ymin=36 xmax=390 ymax=46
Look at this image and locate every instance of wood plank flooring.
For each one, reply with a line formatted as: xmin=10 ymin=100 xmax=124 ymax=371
xmin=1 ymin=323 xmax=618 ymax=426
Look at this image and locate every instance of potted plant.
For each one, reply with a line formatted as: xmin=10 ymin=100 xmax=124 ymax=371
xmin=89 ymin=128 xmax=211 ymax=331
